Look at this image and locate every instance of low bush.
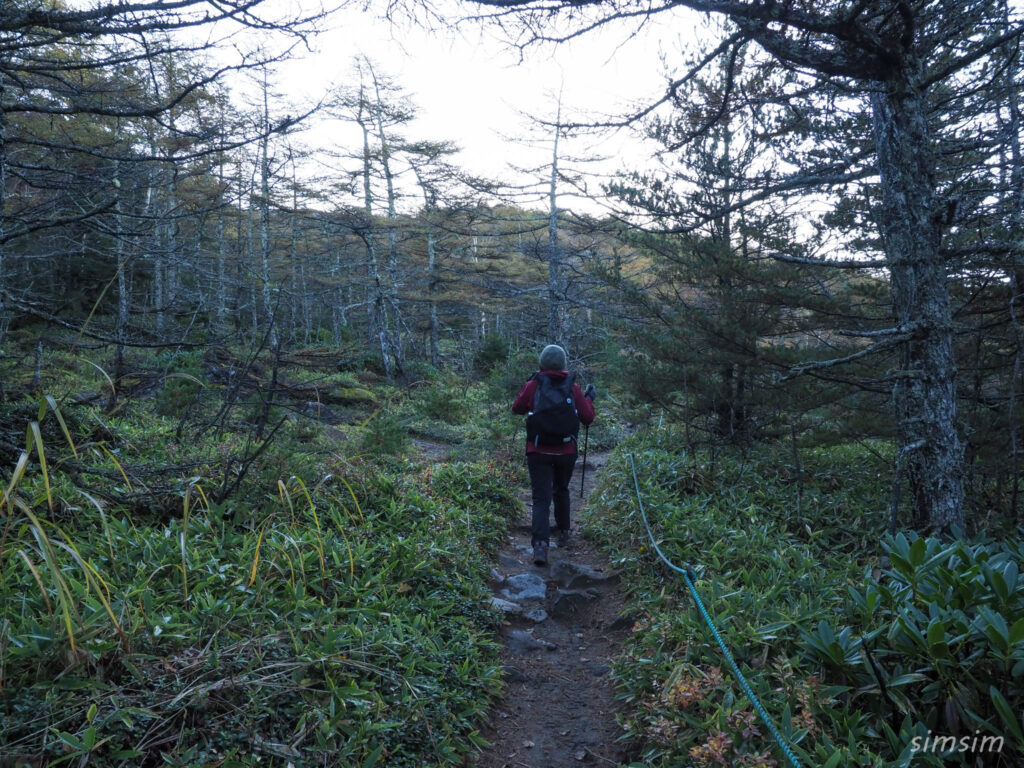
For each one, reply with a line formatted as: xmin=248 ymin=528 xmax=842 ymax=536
xmin=474 ymin=332 xmax=509 ymax=375
xmin=416 ymin=378 xmax=469 ymax=425
xmin=358 ymin=413 xmax=411 ymax=456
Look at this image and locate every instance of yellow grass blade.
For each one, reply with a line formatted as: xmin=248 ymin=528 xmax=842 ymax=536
xmin=293 ymin=478 xmax=320 ymax=534
xmin=23 ymin=509 xmax=79 ymax=652
xmin=340 ymin=527 xmax=355 ymax=580
xmin=292 ymin=477 xmax=326 ymax=576
xmin=45 ymin=395 xmax=79 ymax=459
xmin=278 ymin=480 xmax=296 ymax=524
xmin=80 ymin=490 xmax=115 ymax=563
xmin=193 ymin=483 xmax=210 ymax=512
xmin=98 ymin=444 xmax=133 ymax=492
xmin=337 ymin=475 xmax=364 ymax=522
xmin=17 ymin=550 xmax=52 ymax=613
xmin=28 ymin=422 xmax=52 ymax=512
xmin=248 ymin=527 xmax=267 ymax=588
xmin=51 ymin=538 xmax=130 ymax=650
xmin=73 ymin=272 xmax=120 ymax=353
xmin=78 ymin=358 xmax=115 ymax=401
xmin=180 ymin=536 xmax=189 ymax=602
xmin=3 ymin=452 xmax=30 ymax=510
xmin=165 ymin=372 xmax=205 ymax=387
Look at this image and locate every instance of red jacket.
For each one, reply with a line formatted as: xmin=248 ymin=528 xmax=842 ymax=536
xmin=512 ymin=370 xmax=595 ymax=455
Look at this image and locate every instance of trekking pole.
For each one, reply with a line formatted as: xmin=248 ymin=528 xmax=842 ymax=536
xmin=579 ymin=423 xmax=589 ymax=498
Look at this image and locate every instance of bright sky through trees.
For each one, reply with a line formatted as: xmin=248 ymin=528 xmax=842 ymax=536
xmin=280 ymin=0 xmax=688 ymax=203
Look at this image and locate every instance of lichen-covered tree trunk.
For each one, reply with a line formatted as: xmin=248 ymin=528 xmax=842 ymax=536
xmin=871 ymin=73 xmax=965 ymax=532
xmin=1001 ymin=0 xmax=1024 ymax=517
xmin=357 ymin=101 xmax=393 ymax=380
xmin=113 ymin=161 xmax=129 ymax=382
xmin=0 ymin=95 xmax=7 ymax=349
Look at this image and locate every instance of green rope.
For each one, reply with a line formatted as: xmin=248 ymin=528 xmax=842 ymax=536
xmin=628 ymin=453 xmax=804 ymax=768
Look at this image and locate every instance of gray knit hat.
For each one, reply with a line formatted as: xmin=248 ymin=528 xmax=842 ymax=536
xmin=539 ymin=344 xmax=567 ymax=371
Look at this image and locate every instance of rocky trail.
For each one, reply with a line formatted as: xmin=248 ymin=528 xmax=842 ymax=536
xmin=467 ymin=451 xmax=632 ymax=768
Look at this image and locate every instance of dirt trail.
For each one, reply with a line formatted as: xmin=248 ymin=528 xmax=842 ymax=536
xmin=467 ymin=451 xmax=631 ymax=768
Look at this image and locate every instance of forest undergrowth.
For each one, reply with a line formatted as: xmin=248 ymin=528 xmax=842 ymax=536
xmin=0 ymin=343 xmax=539 ymax=767
xmin=5 ymin=339 xmax=1023 ymax=768
xmin=585 ymin=427 xmax=1024 ymax=767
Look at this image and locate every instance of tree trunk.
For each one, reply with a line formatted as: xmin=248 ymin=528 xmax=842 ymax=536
xmin=357 ymin=90 xmax=396 ymax=379
xmin=259 ymin=103 xmax=278 ymax=349
xmin=113 ymin=161 xmax=129 ymax=382
xmin=154 ymin=218 xmax=165 ymax=339
xmin=871 ymin=74 xmax=964 ymax=532
xmin=547 ymin=105 xmax=566 ymax=345
xmin=370 ymin=70 xmax=404 ymax=374
xmin=216 ymin=161 xmax=228 ymax=334
xmin=428 ymin=233 xmax=440 ymax=368
xmin=1002 ymin=0 xmax=1024 ymax=519
xmin=0 ymin=90 xmax=7 ymax=348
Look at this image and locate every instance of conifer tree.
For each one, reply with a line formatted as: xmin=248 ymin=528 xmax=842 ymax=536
xmin=459 ymin=0 xmax=1024 ymax=531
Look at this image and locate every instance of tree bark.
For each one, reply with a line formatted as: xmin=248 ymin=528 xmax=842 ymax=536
xmin=547 ymin=100 xmax=566 ymax=345
xmin=871 ymin=73 xmax=964 ymax=532
xmin=1002 ymin=0 xmax=1024 ymax=518
xmin=357 ymin=94 xmax=393 ymax=379
xmin=0 ymin=86 xmax=7 ymax=348
xmin=259 ymin=77 xmax=278 ymax=350
xmin=113 ymin=160 xmax=129 ymax=382
xmin=428 ymin=233 xmax=441 ymax=368
xmin=215 ymin=161 xmax=228 ymax=335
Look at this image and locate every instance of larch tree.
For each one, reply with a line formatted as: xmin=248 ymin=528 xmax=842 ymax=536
xmin=0 ymin=0 xmax=327 ymax=345
xmin=325 ymin=58 xmax=420 ymax=378
xmin=407 ymin=139 xmax=471 ymax=368
xmin=497 ymin=88 xmax=609 ymax=357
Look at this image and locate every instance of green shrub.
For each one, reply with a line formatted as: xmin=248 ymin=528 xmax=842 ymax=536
xmin=359 ymin=412 xmax=411 ymax=455
xmin=587 ymin=430 xmax=1022 ymax=768
xmin=153 ymin=375 xmax=203 ymax=417
xmin=0 ymin=435 xmax=511 ymax=766
xmin=815 ymin=533 xmax=1024 ymax=752
xmin=418 ymin=381 xmax=468 ymax=425
xmin=474 ymin=332 xmax=508 ymax=375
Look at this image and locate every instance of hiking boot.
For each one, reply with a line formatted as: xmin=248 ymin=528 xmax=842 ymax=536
xmin=532 ymin=542 xmax=549 ymax=566
xmin=556 ymin=529 xmax=570 ymax=549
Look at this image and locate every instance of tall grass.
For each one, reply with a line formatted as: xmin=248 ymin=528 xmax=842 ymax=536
xmin=1 ymin=392 xmax=518 ymax=766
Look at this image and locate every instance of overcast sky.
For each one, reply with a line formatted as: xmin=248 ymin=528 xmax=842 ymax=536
xmin=277 ymin=1 xmax=696 ymax=209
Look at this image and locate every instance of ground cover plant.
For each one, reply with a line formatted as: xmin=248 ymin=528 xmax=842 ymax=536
xmin=585 ymin=427 xmax=1024 ymax=767
xmin=0 ymin=348 xmax=521 ymax=766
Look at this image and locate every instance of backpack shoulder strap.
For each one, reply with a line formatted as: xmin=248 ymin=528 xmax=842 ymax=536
xmin=531 ymin=372 xmax=548 ymax=411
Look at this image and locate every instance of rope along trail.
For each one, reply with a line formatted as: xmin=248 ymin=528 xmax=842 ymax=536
xmin=628 ymin=453 xmax=804 ymax=768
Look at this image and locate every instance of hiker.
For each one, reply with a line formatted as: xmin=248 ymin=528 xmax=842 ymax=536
xmin=512 ymin=344 xmax=596 ymax=566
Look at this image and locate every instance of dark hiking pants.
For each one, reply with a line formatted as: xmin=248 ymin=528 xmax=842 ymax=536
xmin=527 ymin=452 xmax=578 ymax=546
